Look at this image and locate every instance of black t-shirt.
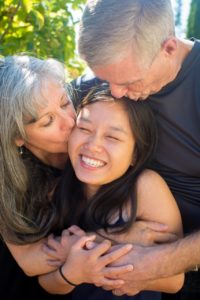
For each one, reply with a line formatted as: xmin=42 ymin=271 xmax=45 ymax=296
xmin=71 ymin=40 xmax=200 ymax=234
xmin=148 ymin=39 xmax=200 ymax=234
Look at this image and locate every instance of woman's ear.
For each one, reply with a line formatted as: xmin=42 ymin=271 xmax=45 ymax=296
xmin=14 ymin=137 xmax=25 ymax=147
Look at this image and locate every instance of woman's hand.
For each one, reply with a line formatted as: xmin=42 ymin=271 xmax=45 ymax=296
xmin=42 ymin=225 xmax=86 ymax=266
xmin=61 ymin=235 xmax=133 ymax=287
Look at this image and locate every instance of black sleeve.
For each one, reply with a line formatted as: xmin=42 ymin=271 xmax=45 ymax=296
xmin=69 ymin=72 xmax=108 ymax=108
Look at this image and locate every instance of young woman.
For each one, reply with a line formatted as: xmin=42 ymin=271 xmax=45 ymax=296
xmin=38 ymin=88 xmax=184 ymax=299
xmin=0 ymin=56 xmax=133 ymax=299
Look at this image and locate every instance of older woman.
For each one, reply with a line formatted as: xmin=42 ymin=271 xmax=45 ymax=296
xmin=0 ymin=55 xmax=75 ymax=299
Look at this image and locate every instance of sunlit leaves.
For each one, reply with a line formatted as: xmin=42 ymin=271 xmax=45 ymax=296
xmin=187 ymin=0 xmax=200 ymax=38
xmin=0 ymin=0 xmax=86 ymax=77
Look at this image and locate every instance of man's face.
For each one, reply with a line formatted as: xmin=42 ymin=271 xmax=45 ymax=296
xmin=93 ymin=49 xmax=169 ymax=100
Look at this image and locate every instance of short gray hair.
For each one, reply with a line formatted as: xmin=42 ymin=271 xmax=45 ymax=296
xmin=78 ymin=0 xmax=175 ymax=67
xmin=0 ymin=55 xmax=66 ymax=243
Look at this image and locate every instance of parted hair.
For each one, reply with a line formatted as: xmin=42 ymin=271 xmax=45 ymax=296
xmin=78 ymin=0 xmax=175 ymax=67
xmin=53 ymin=87 xmax=158 ymax=234
xmin=0 ymin=55 xmax=67 ymax=244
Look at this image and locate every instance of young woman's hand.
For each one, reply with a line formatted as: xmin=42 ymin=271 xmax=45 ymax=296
xmin=61 ymin=235 xmax=133 ymax=287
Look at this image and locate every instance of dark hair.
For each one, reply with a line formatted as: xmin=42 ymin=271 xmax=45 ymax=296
xmin=53 ymin=87 xmax=157 ymax=234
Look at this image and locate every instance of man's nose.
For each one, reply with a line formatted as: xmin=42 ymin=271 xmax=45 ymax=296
xmin=110 ymin=83 xmax=127 ymax=98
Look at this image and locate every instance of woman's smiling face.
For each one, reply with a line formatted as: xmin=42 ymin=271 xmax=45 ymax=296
xmin=68 ymin=100 xmax=135 ymax=194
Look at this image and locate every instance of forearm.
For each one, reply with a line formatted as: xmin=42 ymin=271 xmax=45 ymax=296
xmin=152 ymin=231 xmax=200 ymax=278
xmin=144 ymin=274 xmax=184 ymax=293
xmin=6 ymin=240 xmax=57 ymax=276
xmin=38 ymin=268 xmax=74 ymax=294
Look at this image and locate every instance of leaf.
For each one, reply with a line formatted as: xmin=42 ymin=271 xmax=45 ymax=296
xmin=32 ymin=9 xmax=45 ymax=29
xmin=22 ymin=0 xmax=33 ymax=14
xmin=0 ymin=0 xmax=87 ymax=76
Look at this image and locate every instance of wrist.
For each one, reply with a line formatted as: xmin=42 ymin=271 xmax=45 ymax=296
xmin=58 ymin=265 xmax=79 ymax=287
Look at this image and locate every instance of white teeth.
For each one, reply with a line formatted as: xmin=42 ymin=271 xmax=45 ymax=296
xmin=81 ymin=155 xmax=105 ymax=168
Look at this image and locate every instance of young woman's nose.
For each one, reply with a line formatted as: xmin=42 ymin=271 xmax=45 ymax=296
xmin=84 ymin=135 xmax=103 ymax=152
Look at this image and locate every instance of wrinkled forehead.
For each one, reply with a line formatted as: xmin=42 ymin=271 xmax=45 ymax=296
xmin=93 ymin=57 xmax=150 ymax=86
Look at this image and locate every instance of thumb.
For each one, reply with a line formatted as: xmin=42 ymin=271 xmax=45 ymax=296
xmin=73 ymin=235 xmax=96 ymax=249
xmin=85 ymin=240 xmax=98 ymax=250
xmin=145 ymin=220 xmax=168 ymax=232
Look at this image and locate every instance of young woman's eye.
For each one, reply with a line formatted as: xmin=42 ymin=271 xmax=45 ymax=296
xmin=43 ymin=116 xmax=54 ymax=127
xmin=106 ymin=135 xmax=120 ymax=141
xmin=78 ymin=126 xmax=90 ymax=133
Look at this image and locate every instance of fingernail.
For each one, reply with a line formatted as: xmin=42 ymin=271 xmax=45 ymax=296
xmin=126 ymin=244 xmax=133 ymax=250
xmin=127 ymin=264 xmax=133 ymax=271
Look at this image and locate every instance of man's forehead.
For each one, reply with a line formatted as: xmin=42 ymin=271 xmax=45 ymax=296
xmin=93 ymin=57 xmax=148 ymax=85
xmin=94 ymin=66 xmax=145 ymax=86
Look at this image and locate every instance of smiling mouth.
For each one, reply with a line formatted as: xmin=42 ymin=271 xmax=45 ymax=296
xmin=81 ymin=155 xmax=106 ymax=168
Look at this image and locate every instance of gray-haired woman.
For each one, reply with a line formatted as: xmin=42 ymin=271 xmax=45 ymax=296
xmin=0 ymin=54 xmax=76 ymax=299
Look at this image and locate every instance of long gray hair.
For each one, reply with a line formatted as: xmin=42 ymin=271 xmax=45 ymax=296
xmin=0 ymin=55 xmax=66 ymax=244
xmin=78 ymin=0 xmax=175 ymax=67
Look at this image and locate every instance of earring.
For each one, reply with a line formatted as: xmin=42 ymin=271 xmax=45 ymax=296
xmin=19 ymin=146 xmax=23 ymax=155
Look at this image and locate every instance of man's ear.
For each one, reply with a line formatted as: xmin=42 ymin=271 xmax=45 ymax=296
xmin=162 ymin=37 xmax=178 ymax=57
xmin=14 ymin=137 xmax=25 ymax=147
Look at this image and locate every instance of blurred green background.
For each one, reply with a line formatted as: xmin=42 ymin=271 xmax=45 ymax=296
xmin=0 ymin=0 xmax=199 ymax=79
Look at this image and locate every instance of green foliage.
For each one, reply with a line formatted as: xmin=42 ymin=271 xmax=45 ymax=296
xmin=0 ymin=0 xmax=86 ymax=78
xmin=187 ymin=0 xmax=200 ymax=39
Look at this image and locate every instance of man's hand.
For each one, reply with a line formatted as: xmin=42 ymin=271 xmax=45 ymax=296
xmin=98 ymin=220 xmax=178 ymax=246
xmin=102 ymin=242 xmax=178 ymax=296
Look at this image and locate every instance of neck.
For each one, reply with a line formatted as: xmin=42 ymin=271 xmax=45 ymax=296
xmin=26 ymin=148 xmax=68 ymax=169
xmin=84 ymin=184 xmax=99 ymax=199
xmin=43 ymin=153 xmax=68 ymax=169
xmin=174 ymin=38 xmax=194 ymax=75
xmin=164 ymin=38 xmax=194 ymax=86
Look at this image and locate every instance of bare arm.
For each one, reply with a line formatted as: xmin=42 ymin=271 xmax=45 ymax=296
xmin=6 ymin=225 xmax=87 ymax=276
xmin=102 ymin=170 xmax=184 ymax=294
xmin=38 ymin=236 xmax=133 ymax=294
xmin=6 ymin=239 xmax=57 ymax=276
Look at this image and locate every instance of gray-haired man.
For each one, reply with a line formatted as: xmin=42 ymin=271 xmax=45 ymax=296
xmin=74 ymin=1 xmax=200 ymax=299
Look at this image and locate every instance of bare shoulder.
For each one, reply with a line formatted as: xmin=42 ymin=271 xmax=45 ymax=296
xmin=135 ymin=169 xmax=169 ymax=194
xmin=135 ymin=169 xmax=182 ymax=235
